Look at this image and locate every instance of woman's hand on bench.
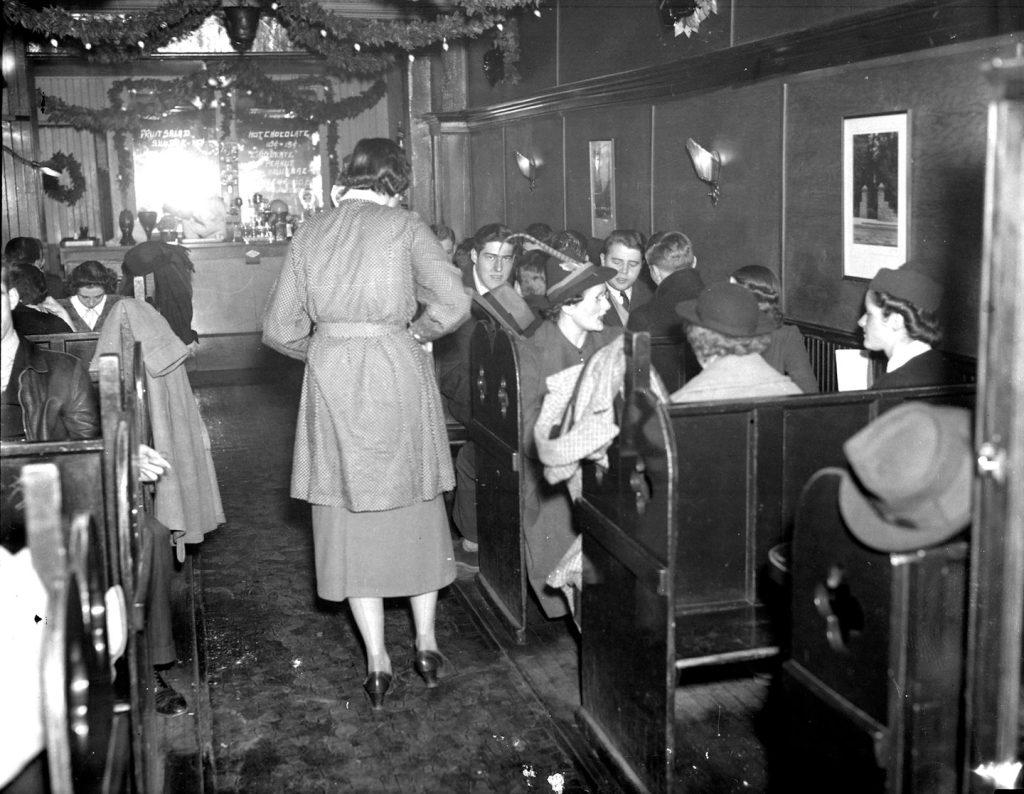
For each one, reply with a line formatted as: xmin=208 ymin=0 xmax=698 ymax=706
xmin=138 ymin=445 xmax=171 ymax=483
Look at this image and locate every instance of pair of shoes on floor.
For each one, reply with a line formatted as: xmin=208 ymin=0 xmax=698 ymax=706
xmin=453 ymin=538 xmax=479 ymax=573
xmin=413 ymin=650 xmax=455 ymax=688
xmin=363 ymin=670 xmax=395 ymax=711
xmin=154 ymin=669 xmax=188 ymax=717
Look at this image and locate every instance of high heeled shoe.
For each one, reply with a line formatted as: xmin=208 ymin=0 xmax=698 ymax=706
xmin=413 ymin=650 xmax=451 ymax=688
xmin=363 ymin=671 xmax=393 ymax=710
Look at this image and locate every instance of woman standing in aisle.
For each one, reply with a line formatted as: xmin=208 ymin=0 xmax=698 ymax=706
xmin=263 ymin=138 xmax=470 ymax=710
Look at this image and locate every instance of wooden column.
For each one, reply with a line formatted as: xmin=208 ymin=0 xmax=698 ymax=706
xmin=427 ymin=116 xmax=473 ymax=240
xmin=965 ymin=53 xmax=1024 ymax=794
xmin=406 ymin=57 xmax=435 ymax=221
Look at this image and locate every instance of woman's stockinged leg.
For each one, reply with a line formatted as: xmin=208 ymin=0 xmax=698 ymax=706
xmin=348 ymin=596 xmax=390 ymax=674
xmin=410 ymin=590 xmax=439 ymax=654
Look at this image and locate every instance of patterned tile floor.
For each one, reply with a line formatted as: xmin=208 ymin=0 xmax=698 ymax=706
xmin=194 ymin=365 xmax=597 ymax=793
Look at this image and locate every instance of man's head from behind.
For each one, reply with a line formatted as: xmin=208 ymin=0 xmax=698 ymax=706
xmin=471 ymin=223 xmax=516 ymax=292
xmin=3 ymin=237 xmax=45 ymax=270
xmin=646 ymin=231 xmax=695 ymax=285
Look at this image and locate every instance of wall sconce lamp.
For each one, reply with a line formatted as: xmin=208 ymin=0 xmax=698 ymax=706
xmin=1 ymin=143 xmax=62 ymax=177
xmin=685 ymin=137 xmax=721 ymax=205
xmin=514 ymin=151 xmax=538 ymax=191
xmin=223 ymin=3 xmax=262 ymax=53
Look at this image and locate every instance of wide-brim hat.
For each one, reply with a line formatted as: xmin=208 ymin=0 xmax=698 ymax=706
xmin=838 ymin=402 xmax=972 ymax=553
xmin=868 ymin=264 xmax=943 ymax=313
xmin=544 ymin=255 xmax=616 ymax=305
xmin=675 ymin=282 xmax=777 ymax=337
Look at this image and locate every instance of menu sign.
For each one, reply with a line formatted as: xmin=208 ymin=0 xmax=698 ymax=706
xmin=236 ymin=110 xmax=322 ymax=218
xmin=132 ymin=109 xmax=221 ymax=217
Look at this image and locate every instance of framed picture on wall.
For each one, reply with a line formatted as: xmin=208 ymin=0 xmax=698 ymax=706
xmin=842 ymin=111 xmax=909 ymax=280
xmin=589 ymin=140 xmax=616 ymax=239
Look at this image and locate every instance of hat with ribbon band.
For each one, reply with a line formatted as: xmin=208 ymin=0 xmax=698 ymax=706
xmin=838 ymin=402 xmax=972 ymax=552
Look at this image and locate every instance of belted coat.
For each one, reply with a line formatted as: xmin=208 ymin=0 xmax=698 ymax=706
xmin=262 ymin=199 xmax=470 ymax=512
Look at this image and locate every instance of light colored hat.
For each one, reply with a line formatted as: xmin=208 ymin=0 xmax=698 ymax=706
xmin=838 ymin=402 xmax=972 ymax=552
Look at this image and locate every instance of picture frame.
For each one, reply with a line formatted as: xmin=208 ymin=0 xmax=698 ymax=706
xmin=589 ymin=139 xmax=616 ymax=239
xmin=842 ymin=111 xmax=909 ymax=280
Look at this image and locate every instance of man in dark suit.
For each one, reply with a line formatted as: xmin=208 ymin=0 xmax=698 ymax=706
xmin=627 ymin=231 xmax=705 ymax=337
xmin=599 ymin=229 xmax=653 ymax=328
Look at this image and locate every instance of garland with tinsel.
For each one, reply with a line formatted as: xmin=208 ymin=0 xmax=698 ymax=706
xmin=41 ymin=64 xmax=376 ymax=200
xmin=41 ymin=151 xmax=87 ymax=206
xmin=3 ymin=0 xmax=537 ymax=80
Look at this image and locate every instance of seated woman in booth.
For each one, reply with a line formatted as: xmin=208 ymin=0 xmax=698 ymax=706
xmin=57 ymin=260 xmax=122 ymax=333
xmin=517 ymin=252 xmax=618 ymax=619
xmin=858 ymin=262 xmax=959 ymax=389
xmin=671 ymin=282 xmax=804 ymax=402
xmin=730 ymin=264 xmax=818 ymax=393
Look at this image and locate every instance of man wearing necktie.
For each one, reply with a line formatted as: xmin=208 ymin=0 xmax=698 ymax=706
xmin=599 ymin=229 xmax=652 ymax=328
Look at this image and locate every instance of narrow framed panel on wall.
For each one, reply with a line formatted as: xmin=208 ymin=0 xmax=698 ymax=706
xmin=842 ymin=111 xmax=909 ymax=280
xmin=589 ymin=139 xmax=616 ymax=239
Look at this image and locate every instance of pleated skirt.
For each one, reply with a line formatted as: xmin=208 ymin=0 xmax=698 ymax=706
xmin=311 ymin=495 xmax=456 ymax=601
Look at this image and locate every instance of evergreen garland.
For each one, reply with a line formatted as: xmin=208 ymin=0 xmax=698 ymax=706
xmin=3 ymin=0 xmax=539 ymax=79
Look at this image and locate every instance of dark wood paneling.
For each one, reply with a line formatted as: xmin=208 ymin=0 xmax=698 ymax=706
xmin=652 ymin=81 xmax=783 ymax=286
xmin=466 ymin=11 xmax=559 ymax=109
xmin=732 ymin=0 xmax=905 ymax=45
xmin=785 ymin=43 xmax=1005 ymax=356
xmin=504 ymin=115 xmax=564 ymax=232
xmin=441 ymin=0 xmax=1021 ymax=125
xmin=563 ymin=104 xmax=652 ymax=238
xmin=468 ymin=126 xmax=507 ymax=232
xmin=556 ymin=0 xmax=731 ymax=86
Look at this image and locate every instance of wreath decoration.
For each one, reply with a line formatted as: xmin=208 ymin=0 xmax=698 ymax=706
xmin=41 ymin=151 xmax=87 ymax=206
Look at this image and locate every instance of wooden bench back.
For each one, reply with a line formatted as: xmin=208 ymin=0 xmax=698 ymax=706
xmin=1 ymin=348 xmax=158 ymax=794
xmin=25 ymin=331 xmax=102 ymax=366
xmin=21 ymin=465 xmax=128 ymax=794
xmin=784 ymin=468 xmax=967 ymax=791
xmin=576 ymin=331 xmax=976 ymax=794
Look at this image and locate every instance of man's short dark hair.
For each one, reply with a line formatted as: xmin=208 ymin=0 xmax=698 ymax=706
xmin=3 ymin=237 xmax=44 ymax=265
xmin=7 ymin=261 xmax=48 ymax=304
xmin=472 ymin=223 xmax=515 ymax=254
xmin=602 ymin=229 xmax=645 ymax=256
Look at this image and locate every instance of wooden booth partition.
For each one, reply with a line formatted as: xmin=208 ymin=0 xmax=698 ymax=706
xmin=469 ymin=321 xmax=529 ymax=643
xmin=575 ymin=332 xmax=976 ymax=794
xmin=785 ymin=468 xmax=969 ymax=794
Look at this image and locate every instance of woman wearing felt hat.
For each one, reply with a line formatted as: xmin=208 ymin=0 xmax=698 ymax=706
xmin=670 ymin=282 xmax=804 ymax=403
xmin=859 ymin=262 xmax=959 ymax=389
xmin=516 ymin=252 xmax=620 ymax=619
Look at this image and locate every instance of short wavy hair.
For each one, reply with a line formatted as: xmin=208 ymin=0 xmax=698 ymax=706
xmin=430 ymin=223 xmax=456 ymax=246
xmin=66 ymin=260 xmax=118 ymax=295
xmin=646 ymin=231 xmax=694 ymax=274
xmin=602 ymin=229 xmax=645 ymax=256
xmin=730 ymin=265 xmax=783 ymax=326
xmin=7 ymin=261 xmax=48 ymax=304
xmin=3 ymin=236 xmax=44 ymax=265
xmin=685 ymin=323 xmax=770 ymax=362
xmin=338 ymin=138 xmax=410 ymax=197
xmin=868 ymin=289 xmax=943 ymax=345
